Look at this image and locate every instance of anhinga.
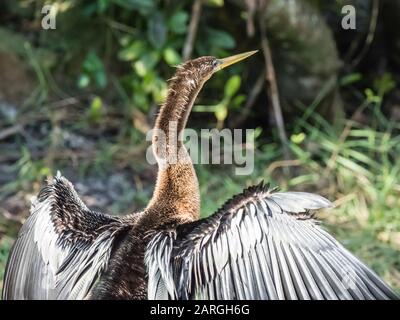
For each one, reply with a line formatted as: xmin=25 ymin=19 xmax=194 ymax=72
xmin=2 ymin=51 xmax=398 ymax=300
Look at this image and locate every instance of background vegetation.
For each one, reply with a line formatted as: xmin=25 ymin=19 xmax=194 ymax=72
xmin=0 ymin=0 xmax=399 ymax=294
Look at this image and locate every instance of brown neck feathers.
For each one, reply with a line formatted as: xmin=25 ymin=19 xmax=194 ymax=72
xmin=146 ymin=63 xmax=204 ymax=222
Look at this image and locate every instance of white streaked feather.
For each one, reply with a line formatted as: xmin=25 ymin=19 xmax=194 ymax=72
xmin=145 ymin=187 xmax=398 ymax=300
xmin=2 ymin=173 xmax=122 ymax=300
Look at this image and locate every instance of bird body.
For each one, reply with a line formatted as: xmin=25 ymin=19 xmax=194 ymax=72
xmin=2 ymin=52 xmax=398 ymax=300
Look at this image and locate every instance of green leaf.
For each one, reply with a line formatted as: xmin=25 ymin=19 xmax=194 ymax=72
xmin=39 ymin=166 xmax=51 ymax=176
xmin=118 ymin=41 xmax=145 ymax=61
xmin=291 ymin=132 xmax=306 ymax=144
xmin=112 ymin=0 xmax=155 ymax=15
xmin=88 ymin=96 xmax=103 ymax=122
xmin=365 ymin=88 xmax=381 ymax=104
xmin=83 ymin=52 xmax=103 ymax=72
xmin=152 ymin=79 xmax=168 ymax=103
xmin=224 ymin=75 xmax=241 ymax=98
xmin=163 ymin=47 xmax=181 ymax=65
xmin=142 ymin=71 xmax=157 ymax=92
xmin=373 ymin=73 xmax=396 ymax=97
xmin=133 ymin=52 xmax=160 ymax=77
xmin=95 ymin=71 xmax=107 ymax=88
xmin=168 ymin=11 xmax=188 ymax=34
xmin=215 ymin=105 xmax=228 ymax=121
xmin=82 ymin=52 xmax=107 ymax=88
xmin=147 ymin=12 xmax=166 ymax=49
xmin=78 ymin=74 xmax=90 ymax=88
xmin=205 ymin=0 xmax=224 ymax=6
xmin=232 ymin=94 xmax=246 ymax=108
xmin=97 ymin=0 xmax=111 ymax=13
xmin=193 ymin=104 xmax=218 ymax=112
xmin=339 ymin=73 xmax=362 ymax=86
xmin=133 ymin=91 xmax=148 ymax=110
xmin=134 ymin=60 xmax=147 ymax=77
xmin=206 ymin=28 xmax=235 ymax=49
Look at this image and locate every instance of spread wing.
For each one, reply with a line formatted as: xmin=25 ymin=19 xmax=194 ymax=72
xmin=145 ymin=183 xmax=398 ymax=300
xmin=2 ymin=173 xmax=128 ymax=300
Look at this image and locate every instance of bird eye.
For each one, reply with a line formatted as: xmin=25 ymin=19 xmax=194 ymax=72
xmin=212 ymin=60 xmax=219 ymax=68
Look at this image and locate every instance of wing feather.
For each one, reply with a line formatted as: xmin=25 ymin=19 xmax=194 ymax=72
xmin=2 ymin=174 xmax=126 ymax=300
xmin=145 ymin=183 xmax=399 ymax=300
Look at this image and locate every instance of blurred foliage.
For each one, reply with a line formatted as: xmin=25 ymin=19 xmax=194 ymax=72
xmin=0 ymin=0 xmax=399 ymax=294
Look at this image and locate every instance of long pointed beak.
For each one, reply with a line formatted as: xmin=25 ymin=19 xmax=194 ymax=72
xmin=216 ymin=50 xmax=258 ymax=71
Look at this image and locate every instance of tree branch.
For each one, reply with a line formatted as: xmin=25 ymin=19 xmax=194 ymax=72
xmin=259 ymin=16 xmax=291 ymax=174
xmin=182 ymin=0 xmax=203 ymax=61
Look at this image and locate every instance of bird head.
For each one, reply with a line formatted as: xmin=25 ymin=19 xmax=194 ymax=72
xmin=179 ymin=50 xmax=258 ymax=85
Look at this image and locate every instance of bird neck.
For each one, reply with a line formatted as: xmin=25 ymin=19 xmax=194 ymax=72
xmin=146 ymin=68 xmax=204 ymax=222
